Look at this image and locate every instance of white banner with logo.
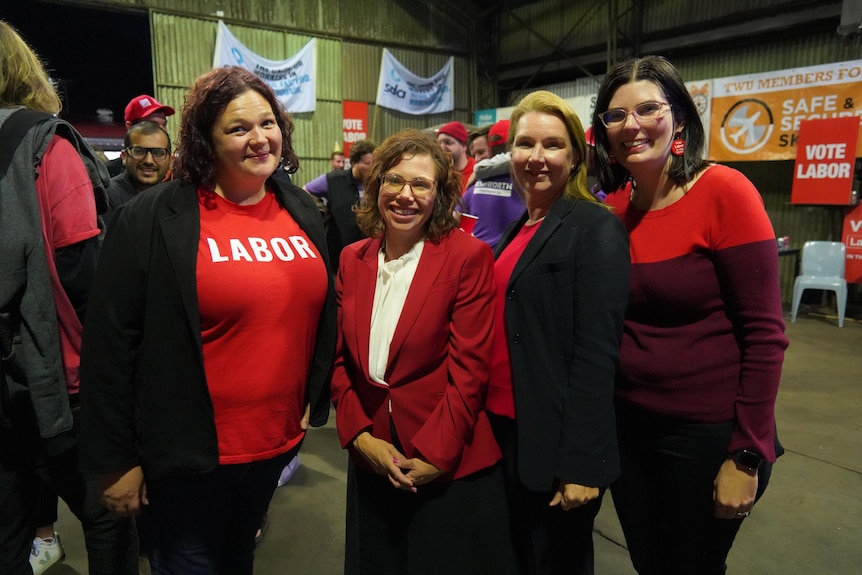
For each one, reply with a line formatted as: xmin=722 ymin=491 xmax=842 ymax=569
xmin=375 ymin=50 xmax=454 ymax=115
xmin=213 ymin=21 xmax=316 ymax=113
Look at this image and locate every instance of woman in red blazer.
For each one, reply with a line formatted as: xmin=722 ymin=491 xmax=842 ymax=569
xmin=331 ymin=129 xmax=516 ymax=575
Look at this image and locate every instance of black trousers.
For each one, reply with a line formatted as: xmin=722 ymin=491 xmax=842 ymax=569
xmin=0 ymin=394 xmax=138 ymax=575
xmin=345 ymin=459 xmax=517 ymax=575
xmin=140 ymin=444 xmax=299 ymax=575
xmin=489 ymin=413 xmax=603 ymax=575
xmin=611 ymin=402 xmax=773 ymax=575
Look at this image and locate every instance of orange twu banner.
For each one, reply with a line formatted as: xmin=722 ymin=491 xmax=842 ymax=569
xmin=709 ymin=60 xmax=862 ymax=162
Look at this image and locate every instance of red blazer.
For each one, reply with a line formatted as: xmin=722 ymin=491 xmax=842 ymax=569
xmin=331 ymin=230 xmax=501 ymax=480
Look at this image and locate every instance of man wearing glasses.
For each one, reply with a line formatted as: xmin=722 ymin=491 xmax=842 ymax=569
xmin=106 ymin=94 xmax=175 ymax=177
xmin=103 ymin=120 xmax=172 ymax=227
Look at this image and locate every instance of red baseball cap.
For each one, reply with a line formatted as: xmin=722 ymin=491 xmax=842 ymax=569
xmin=488 ymin=119 xmax=511 ymax=147
xmin=124 ymin=94 xmax=175 ymax=124
xmin=437 ymin=121 xmax=468 ymax=145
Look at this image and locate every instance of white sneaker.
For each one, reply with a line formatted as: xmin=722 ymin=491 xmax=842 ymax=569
xmin=30 ymin=532 xmax=65 ymax=575
xmin=277 ymin=454 xmax=301 ymax=487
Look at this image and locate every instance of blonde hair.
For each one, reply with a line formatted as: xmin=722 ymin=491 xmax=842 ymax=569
xmin=510 ymin=90 xmax=604 ymax=206
xmin=0 ymin=20 xmax=61 ymax=114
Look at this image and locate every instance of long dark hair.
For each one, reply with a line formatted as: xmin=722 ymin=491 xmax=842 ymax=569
xmin=593 ymin=55 xmax=709 ymax=193
xmin=173 ymin=66 xmax=299 ymax=189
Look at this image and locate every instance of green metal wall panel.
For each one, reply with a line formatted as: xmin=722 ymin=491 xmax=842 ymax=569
xmin=149 ymin=8 xmax=472 ymax=182
xmin=342 ymin=42 xmax=382 ymax=103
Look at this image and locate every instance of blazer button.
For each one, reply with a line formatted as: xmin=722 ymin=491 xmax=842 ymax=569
xmin=513 ymin=332 xmax=521 ymax=344
xmin=507 ymin=289 xmax=516 ymax=301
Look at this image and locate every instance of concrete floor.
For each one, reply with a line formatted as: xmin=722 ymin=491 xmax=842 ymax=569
xmin=49 ymin=312 xmax=861 ymax=574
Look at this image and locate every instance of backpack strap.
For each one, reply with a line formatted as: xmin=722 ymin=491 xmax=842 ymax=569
xmin=0 ymin=109 xmax=53 ymax=179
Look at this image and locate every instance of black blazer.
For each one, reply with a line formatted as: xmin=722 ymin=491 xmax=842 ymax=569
xmin=494 ymin=195 xmax=630 ymax=492
xmin=79 ymin=178 xmax=336 ymax=481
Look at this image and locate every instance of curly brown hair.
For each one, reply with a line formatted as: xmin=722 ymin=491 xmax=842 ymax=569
xmin=354 ymin=129 xmax=462 ymax=241
xmin=173 ymin=66 xmax=298 ymax=189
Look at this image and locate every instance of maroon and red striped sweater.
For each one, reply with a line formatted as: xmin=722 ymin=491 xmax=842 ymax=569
xmin=606 ymin=164 xmax=789 ymax=460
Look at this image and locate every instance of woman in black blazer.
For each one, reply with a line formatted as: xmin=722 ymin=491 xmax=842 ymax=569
xmin=487 ymin=90 xmax=630 ymax=575
xmin=78 ymin=67 xmax=336 ymax=575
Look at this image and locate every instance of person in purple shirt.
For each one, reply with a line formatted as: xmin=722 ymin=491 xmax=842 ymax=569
xmin=461 ymin=119 xmax=525 ymax=250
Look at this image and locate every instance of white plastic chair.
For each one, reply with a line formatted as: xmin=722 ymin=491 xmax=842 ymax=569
xmin=790 ymin=241 xmax=847 ymax=327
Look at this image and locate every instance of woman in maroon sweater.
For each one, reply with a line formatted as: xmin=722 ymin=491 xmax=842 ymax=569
xmin=594 ymin=55 xmax=789 ymax=575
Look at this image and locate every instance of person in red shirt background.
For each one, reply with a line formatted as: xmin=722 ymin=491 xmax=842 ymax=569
xmin=0 ymin=19 xmax=137 ymax=575
xmin=436 ymin=120 xmax=475 ymax=193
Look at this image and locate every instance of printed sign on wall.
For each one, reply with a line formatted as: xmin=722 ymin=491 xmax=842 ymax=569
xmin=709 ymin=60 xmax=862 ymax=161
xmin=375 ymin=50 xmax=453 ymax=115
xmin=342 ymin=101 xmax=368 ymax=158
xmin=791 ymin=117 xmax=859 ymax=205
xmin=213 ymin=22 xmax=316 ymax=113
xmin=842 ymin=203 xmax=862 ymax=283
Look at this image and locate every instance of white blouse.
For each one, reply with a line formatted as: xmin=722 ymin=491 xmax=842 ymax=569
xmin=368 ymin=239 xmax=425 ymax=387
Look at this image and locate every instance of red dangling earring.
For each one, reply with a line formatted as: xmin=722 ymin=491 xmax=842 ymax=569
xmin=671 ymin=132 xmax=685 ymax=156
xmin=608 ymin=154 xmax=618 ymax=165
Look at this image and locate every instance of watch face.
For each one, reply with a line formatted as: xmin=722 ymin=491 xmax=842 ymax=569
xmin=735 ymin=450 xmax=762 ymax=470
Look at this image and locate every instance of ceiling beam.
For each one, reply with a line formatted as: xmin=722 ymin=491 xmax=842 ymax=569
xmin=496 ymin=2 xmax=842 ymax=86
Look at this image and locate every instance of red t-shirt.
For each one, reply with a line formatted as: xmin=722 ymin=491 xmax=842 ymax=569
xmin=459 ymin=156 xmax=476 ymax=194
xmin=36 ymin=136 xmax=100 ymax=394
xmin=486 ymin=219 xmax=542 ymax=418
xmin=196 ymin=189 xmax=328 ymax=464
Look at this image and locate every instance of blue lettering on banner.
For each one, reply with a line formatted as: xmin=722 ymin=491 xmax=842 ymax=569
xmin=384 ymin=83 xmax=407 ymax=99
xmin=231 ymin=47 xmax=244 ymax=65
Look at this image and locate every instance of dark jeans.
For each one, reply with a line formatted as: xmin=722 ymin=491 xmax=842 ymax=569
xmin=140 ymin=445 xmax=300 ymax=575
xmin=489 ymin=413 xmax=602 ymax=575
xmin=611 ymin=402 xmax=773 ymax=575
xmin=0 ymin=394 xmax=138 ymax=575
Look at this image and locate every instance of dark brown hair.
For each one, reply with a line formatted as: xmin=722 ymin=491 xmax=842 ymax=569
xmin=173 ymin=66 xmax=298 ymax=188
xmin=592 ymin=55 xmax=709 ymax=193
xmin=354 ymin=129 xmax=461 ymax=241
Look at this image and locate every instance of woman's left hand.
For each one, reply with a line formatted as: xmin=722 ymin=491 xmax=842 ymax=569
xmin=398 ymin=458 xmax=444 ymax=489
xmin=713 ymin=458 xmax=758 ymax=520
xmin=549 ymin=482 xmax=600 ymax=511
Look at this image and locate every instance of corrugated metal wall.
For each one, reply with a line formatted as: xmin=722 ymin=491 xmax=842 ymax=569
xmin=133 ymin=0 xmax=474 ymax=187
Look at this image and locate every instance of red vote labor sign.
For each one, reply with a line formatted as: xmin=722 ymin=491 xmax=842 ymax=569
xmin=843 ymin=203 xmax=862 ymax=284
xmin=342 ymin=101 xmax=369 ymax=158
xmin=791 ymin=117 xmax=859 ymax=205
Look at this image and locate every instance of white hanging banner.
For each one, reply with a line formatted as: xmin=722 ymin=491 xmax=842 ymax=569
xmin=213 ymin=21 xmax=316 ymax=113
xmin=375 ymin=49 xmax=454 ymax=115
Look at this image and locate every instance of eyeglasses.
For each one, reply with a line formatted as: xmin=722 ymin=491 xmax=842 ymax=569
xmin=379 ymin=173 xmax=437 ymax=196
xmin=125 ymin=146 xmax=171 ymax=161
xmin=597 ymin=101 xmax=671 ymax=128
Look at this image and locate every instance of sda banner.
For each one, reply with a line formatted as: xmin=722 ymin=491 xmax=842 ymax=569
xmin=214 ymin=21 xmax=316 ymax=113
xmin=709 ymin=60 xmax=862 ymax=161
xmin=376 ymin=50 xmax=454 ymax=115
